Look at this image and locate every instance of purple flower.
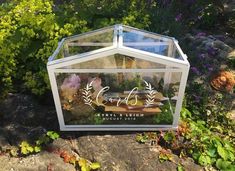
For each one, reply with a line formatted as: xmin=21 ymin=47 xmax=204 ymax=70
xmin=196 ymin=32 xmax=206 ymax=37
xmin=204 ymin=63 xmax=212 ymax=68
xmin=175 ymin=13 xmax=182 ymax=22
xmin=207 ymin=46 xmax=218 ymax=56
xmin=191 ymin=67 xmax=200 ymax=75
xmin=198 ymin=53 xmax=206 ymax=60
xmin=193 ymin=94 xmax=201 ymax=103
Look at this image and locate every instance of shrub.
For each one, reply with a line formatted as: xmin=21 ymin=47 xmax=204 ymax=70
xmin=0 ymin=0 xmax=87 ymax=98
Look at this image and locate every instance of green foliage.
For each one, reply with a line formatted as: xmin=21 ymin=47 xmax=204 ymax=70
xmin=19 ymin=131 xmax=59 ymax=155
xmin=154 ymin=102 xmax=173 ymax=124
xmin=0 ymin=0 xmax=87 ymax=97
xmin=0 ymin=0 xmax=233 ymax=99
xmin=79 ymin=158 xmax=101 ymax=171
xmin=20 ymin=141 xmax=34 ymax=155
xmin=136 ymin=133 xmax=149 ymax=144
xmin=182 ymin=116 xmax=235 ymax=169
xmin=216 ymin=159 xmax=235 ymax=171
xmin=159 ymin=149 xmax=173 ymax=163
xmin=46 ymin=131 xmax=60 ymax=140
xmin=136 ymin=106 xmax=235 ymax=170
xmin=93 ymin=114 xmax=104 ymax=125
xmin=163 ymin=131 xmax=175 ymax=143
xmin=90 ymin=162 xmax=101 ymax=170
xmin=177 ymin=164 xmax=184 ymax=171
xmin=136 ymin=132 xmax=157 ymax=144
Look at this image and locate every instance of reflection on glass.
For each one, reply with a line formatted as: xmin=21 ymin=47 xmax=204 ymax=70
xmin=123 ymin=30 xmax=171 ymax=56
xmin=54 ymin=28 xmax=114 ymax=60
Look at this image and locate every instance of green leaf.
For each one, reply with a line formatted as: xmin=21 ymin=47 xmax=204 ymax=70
xmin=27 ymin=146 xmax=34 ymax=153
xmin=217 ymin=146 xmax=228 ymax=160
xmin=163 ymin=131 xmax=175 ymax=143
xmin=206 ymin=147 xmax=217 ymax=157
xmin=90 ymin=162 xmax=101 ymax=170
xmin=211 ymin=137 xmax=222 ymax=147
xmin=224 ymin=141 xmax=235 ymax=153
xmin=20 ymin=141 xmax=34 ymax=155
xmin=34 ymin=146 xmax=41 ymax=153
xmin=47 ymin=131 xmax=59 ymax=140
xmin=21 ymin=146 xmax=28 ymax=155
xmin=181 ymin=108 xmax=191 ymax=118
xmin=81 ymin=166 xmax=90 ymax=171
xmin=177 ymin=164 xmax=184 ymax=171
xmin=228 ymin=151 xmax=235 ymax=162
xmin=136 ymin=134 xmax=148 ymax=143
xmin=198 ymin=154 xmax=211 ymax=166
xmin=216 ymin=159 xmax=234 ymax=170
xmin=79 ymin=158 xmax=87 ymax=167
xmin=10 ymin=148 xmax=18 ymax=157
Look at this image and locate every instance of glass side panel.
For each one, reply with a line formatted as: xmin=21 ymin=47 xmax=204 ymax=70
xmin=53 ymin=28 xmax=114 ymax=60
xmin=173 ymin=48 xmax=184 ymax=60
xmin=60 ymin=54 xmax=166 ymax=69
xmin=166 ymin=72 xmax=181 ymax=115
xmin=55 ymin=71 xmax=181 ymax=125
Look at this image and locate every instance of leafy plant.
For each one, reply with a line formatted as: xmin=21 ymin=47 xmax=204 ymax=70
xmin=19 ymin=131 xmax=59 ymax=155
xmin=216 ymin=159 xmax=235 ymax=171
xmin=79 ymin=158 xmax=101 ymax=171
xmin=154 ymin=102 xmax=173 ymax=124
xmin=136 ymin=132 xmax=158 ymax=144
xmin=163 ymin=131 xmax=176 ymax=144
xmin=177 ymin=164 xmax=184 ymax=171
xmin=20 ymin=141 xmax=34 ymax=155
xmin=59 ymin=150 xmax=101 ymax=171
xmin=159 ymin=149 xmax=173 ymax=163
xmin=47 ymin=131 xmax=60 ymax=140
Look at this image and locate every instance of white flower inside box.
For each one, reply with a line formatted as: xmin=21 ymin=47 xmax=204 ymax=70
xmin=47 ymin=25 xmax=190 ymax=131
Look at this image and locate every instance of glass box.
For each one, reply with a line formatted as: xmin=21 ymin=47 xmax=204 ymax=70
xmin=47 ymin=25 xmax=190 ymax=131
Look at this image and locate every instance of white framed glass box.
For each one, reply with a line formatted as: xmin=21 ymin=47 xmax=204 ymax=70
xmin=47 ymin=25 xmax=190 ymax=131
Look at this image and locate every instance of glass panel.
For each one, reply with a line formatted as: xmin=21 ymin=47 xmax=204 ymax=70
xmin=123 ymin=28 xmax=172 ymax=57
xmin=122 ymin=27 xmax=184 ymax=61
xmin=55 ymin=72 xmax=181 ymax=125
xmin=61 ymin=54 xmax=166 ymax=69
xmin=165 ymin=72 xmax=181 ymax=115
xmin=173 ymin=48 xmax=184 ymax=60
xmin=54 ymin=28 xmax=114 ymax=60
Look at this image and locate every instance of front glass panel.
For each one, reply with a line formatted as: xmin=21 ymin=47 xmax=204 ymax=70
xmin=55 ymin=72 xmax=181 ymax=126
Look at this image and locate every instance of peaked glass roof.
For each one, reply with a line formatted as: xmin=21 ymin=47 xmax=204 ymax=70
xmin=48 ymin=24 xmax=186 ymax=64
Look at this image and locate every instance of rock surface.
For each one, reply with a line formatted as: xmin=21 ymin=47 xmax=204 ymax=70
xmin=0 ymin=152 xmax=76 ymax=171
xmin=76 ymin=134 xmax=202 ymax=171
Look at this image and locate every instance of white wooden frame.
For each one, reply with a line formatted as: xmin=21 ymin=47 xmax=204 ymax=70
xmin=47 ymin=24 xmax=190 ymax=131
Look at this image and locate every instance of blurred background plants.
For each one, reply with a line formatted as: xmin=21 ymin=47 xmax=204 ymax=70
xmin=1 ymin=0 xmax=233 ymax=98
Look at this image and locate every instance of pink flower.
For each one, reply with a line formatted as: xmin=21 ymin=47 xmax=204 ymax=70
xmin=61 ymin=74 xmax=81 ymax=101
